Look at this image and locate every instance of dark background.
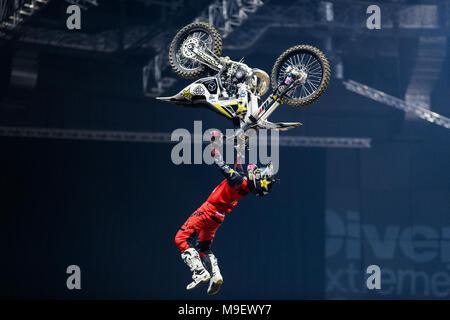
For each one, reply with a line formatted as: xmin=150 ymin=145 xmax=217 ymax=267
xmin=0 ymin=0 xmax=449 ymax=299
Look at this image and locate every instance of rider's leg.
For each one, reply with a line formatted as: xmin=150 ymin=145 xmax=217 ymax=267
xmin=181 ymin=248 xmax=211 ymax=290
xmin=196 ymin=215 xmax=224 ymax=295
xmin=175 ymin=212 xmax=211 ymax=290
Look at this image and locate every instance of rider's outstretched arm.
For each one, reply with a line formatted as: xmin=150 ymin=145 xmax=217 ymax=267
xmin=212 ymin=148 xmax=244 ymax=188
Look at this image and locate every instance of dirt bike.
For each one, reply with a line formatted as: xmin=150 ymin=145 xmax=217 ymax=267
xmin=157 ymin=22 xmax=331 ymax=142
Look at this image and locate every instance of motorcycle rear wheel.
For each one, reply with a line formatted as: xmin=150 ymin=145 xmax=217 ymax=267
xmin=271 ymin=45 xmax=330 ymax=107
xmin=168 ymin=22 xmax=222 ymax=79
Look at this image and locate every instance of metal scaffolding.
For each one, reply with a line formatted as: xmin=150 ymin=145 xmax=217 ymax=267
xmin=195 ymin=0 xmax=264 ymax=39
xmin=16 ymin=25 xmax=146 ymax=52
xmin=1 ymin=1 xmax=167 ymax=51
xmin=0 ymin=0 xmax=51 ymax=32
xmin=0 ymin=126 xmax=372 ymax=148
xmin=343 ymin=79 xmax=450 ymax=130
xmin=220 ymin=0 xmax=446 ymax=51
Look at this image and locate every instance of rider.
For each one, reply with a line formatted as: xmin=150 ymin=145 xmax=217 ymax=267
xmin=174 ymin=135 xmax=276 ymax=295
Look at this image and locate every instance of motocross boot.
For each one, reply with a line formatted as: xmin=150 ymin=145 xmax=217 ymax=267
xmin=202 ymin=253 xmax=223 ymax=295
xmin=181 ymin=248 xmax=211 ymax=290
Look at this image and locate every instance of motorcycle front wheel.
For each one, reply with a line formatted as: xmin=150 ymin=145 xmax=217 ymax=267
xmin=168 ymin=22 xmax=222 ymax=79
xmin=271 ymin=45 xmax=331 ymax=107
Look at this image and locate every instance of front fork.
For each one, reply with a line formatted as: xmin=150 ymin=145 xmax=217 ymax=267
xmin=239 ymin=78 xmax=301 ymax=133
xmin=190 ymin=45 xmax=223 ymax=71
xmin=223 ymin=75 xmax=301 ymax=154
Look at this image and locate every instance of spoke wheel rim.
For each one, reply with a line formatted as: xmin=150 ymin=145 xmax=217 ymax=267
xmin=277 ymin=52 xmax=324 ymax=100
xmin=176 ymin=31 xmax=214 ymax=71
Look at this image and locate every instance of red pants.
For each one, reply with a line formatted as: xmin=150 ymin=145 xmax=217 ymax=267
xmin=175 ymin=202 xmax=225 ymax=257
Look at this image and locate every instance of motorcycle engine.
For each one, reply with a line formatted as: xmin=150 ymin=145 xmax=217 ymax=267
xmin=220 ymin=63 xmax=249 ymax=97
